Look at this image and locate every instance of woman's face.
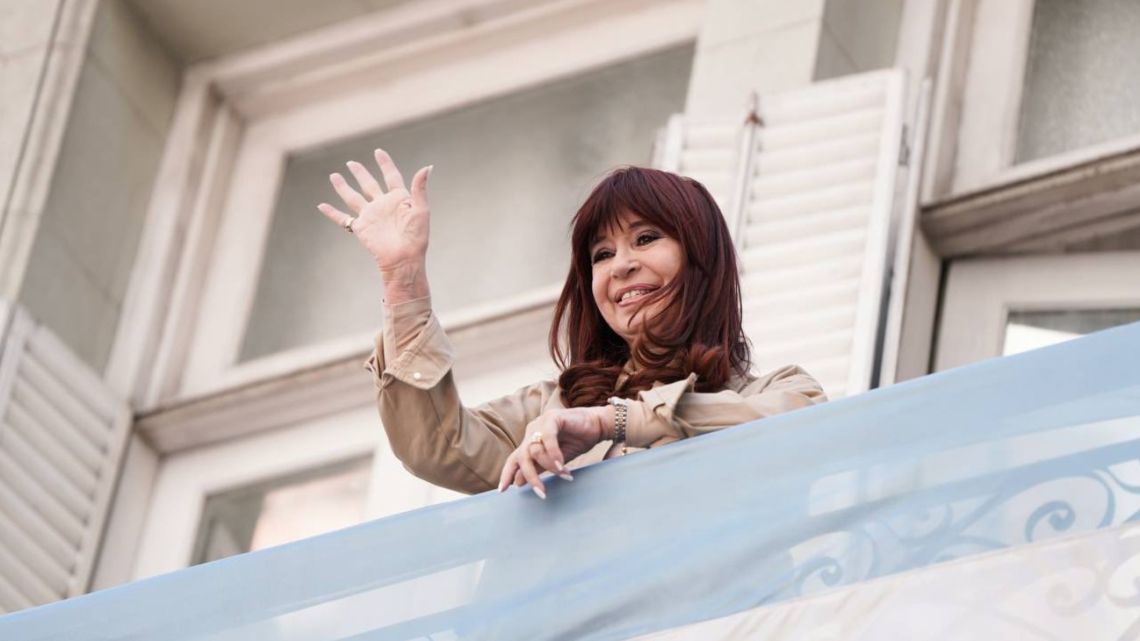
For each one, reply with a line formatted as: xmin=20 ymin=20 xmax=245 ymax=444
xmin=590 ymin=210 xmax=684 ymax=344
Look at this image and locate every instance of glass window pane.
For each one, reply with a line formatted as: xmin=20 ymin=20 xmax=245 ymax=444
xmin=238 ymin=45 xmax=694 ymax=362
xmin=1003 ymin=308 xmax=1140 ymax=356
xmin=1016 ymin=0 xmax=1140 ymax=162
xmin=193 ymin=457 xmax=371 ymax=565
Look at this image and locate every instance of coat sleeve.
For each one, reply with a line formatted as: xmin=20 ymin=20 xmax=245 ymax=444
xmin=623 ymin=366 xmax=827 ymax=449
xmin=364 ymin=297 xmax=556 ymax=494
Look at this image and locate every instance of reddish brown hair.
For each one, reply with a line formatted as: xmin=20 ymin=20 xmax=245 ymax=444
xmin=550 ymin=166 xmax=751 ymax=407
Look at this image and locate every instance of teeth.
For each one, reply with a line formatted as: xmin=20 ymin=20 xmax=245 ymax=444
xmin=620 ymin=289 xmax=653 ymax=302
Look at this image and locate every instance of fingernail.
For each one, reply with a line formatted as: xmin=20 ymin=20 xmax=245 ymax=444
xmin=498 ymin=485 xmax=506 ymax=493
xmin=558 ymin=472 xmax=574 ymax=482
xmin=427 ymin=164 xmax=434 ymax=176
xmin=555 ymin=461 xmax=566 ymax=472
xmin=532 ymin=486 xmax=546 ymax=500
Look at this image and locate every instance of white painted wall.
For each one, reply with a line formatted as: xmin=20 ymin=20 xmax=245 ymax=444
xmin=815 ymin=0 xmax=906 ymax=81
xmin=17 ymin=0 xmax=181 ymax=372
xmin=685 ymin=0 xmax=905 ymax=119
xmin=686 ymin=0 xmax=826 ymax=118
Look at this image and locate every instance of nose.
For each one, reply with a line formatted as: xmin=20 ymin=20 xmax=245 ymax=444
xmin=610 ymin=249 xmax=639 ymax=279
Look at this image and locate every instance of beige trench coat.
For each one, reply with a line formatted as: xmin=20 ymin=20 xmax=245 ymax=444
xmin=365 ymin=298 xmax=827 ymax=494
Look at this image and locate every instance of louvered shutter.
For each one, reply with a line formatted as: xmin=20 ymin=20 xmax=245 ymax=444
xmin=655 ymin=70 xmax=908 ymax=398
xmin=0 ymin=301 xmax=131 ymax=614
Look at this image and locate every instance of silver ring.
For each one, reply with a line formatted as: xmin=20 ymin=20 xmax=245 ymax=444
xmin=343 ymin=216 xmax=357 ymax=233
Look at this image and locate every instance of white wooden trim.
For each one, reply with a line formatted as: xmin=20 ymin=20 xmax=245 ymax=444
xmin=104 ymin=73 xmax=220 ymax=402
xmin=922 ymin=146 xmax=1140 ymax=257
xmin=179 ymin=128 xmax=285 ymax=396
xmin=922 ymin=0 xmax=974 ymax=204
xmin=889 ymin=0 xmax=951 ymax=383
xmin=949 ymin=0 xmax=1035 ymax=194
xmin=0 ymin=0 xmax=99 ymax=301
xmin=846 ymin=72 xmax=907 ymax=394
xmin=934 ymin=252 xmax=1140 ymax=371
xmin=879 ymin=79 xmax=933 ymax=387
xmin=938 ymin=131 xmax=1140 ymax=210
xmin=140 ymin=105 xmax=242 ymax=408
xmin=89 ymin=433 xmax=158 ymax=591
xmin=249 ymin=1 xmax=703 ymax=152
xmin=725 ymin=97 xmax=760 ymax=247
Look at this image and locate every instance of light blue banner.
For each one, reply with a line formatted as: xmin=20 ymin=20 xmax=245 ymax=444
xmin=3 ymin=323 xmax=1139 ymax=640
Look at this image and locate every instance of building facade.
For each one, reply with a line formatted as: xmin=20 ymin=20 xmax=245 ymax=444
xmin=0 ymin=0 xmax=1138 ymax=612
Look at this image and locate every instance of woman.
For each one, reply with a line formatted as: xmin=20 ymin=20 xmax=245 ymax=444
xmin=318 ymin=150 xmax=826 ymax=498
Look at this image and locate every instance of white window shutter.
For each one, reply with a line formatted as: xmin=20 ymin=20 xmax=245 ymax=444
xmin=655 ymin=70 xmax=909 ymax=399
xmin=0 ymin=300 xmax=131 ymax=614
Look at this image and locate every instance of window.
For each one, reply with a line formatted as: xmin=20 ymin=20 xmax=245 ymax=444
xmin=141 ymin=0 xmax=703 ymax=401
xmin=238 ymin=45 xmax=693 ymax=361
xmin=1015 ymin=0 xmax=1140 ymax=163
xmin=1003 ymin=308 xmax=1140 ymax=356
xmin=930 ymin=0 xmax=1140 ymax=197
xmin=193 ymin=457 xmax=372 ymax=564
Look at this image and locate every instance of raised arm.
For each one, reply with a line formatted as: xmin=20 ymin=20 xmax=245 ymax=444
xmin=321 ymin=150 xmax=557 ymax=494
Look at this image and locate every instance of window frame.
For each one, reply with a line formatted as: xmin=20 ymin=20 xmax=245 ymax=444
xmin=109 ymin=0 xmax=702 ymax=409
xmin=934 ymin=251 xmax=1140 ymax=371
xmin=918 ymin=0 xmax=1140 ymax=256
xmin=929 ymin=0 xmax=1140 ymax=197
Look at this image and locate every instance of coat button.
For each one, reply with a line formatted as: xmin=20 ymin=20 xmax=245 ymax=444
xmin=412 ymin=372 xmax=423 ymax=381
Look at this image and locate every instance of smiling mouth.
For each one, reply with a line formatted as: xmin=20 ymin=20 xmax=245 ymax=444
xmin=617 ymin=287 xmax=659 ymax=305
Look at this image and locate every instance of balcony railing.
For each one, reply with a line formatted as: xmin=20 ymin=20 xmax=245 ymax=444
xmin=2 ymin=322 xmax=1138 ymax=640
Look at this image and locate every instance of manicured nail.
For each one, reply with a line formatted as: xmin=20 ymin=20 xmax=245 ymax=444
xmin=555 ymin=462 xmax=572 ymax=481
xmin=532 ymin=486 xmax=546 ymax=500
xmin=426 ymin=164 xmax=434 ymax=176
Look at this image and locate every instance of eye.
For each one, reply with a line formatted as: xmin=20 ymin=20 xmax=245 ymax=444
xmin=591 ymin=249 xmax=614 ymax=264
xmin=636 ymin=231 xmax=661 ymax=246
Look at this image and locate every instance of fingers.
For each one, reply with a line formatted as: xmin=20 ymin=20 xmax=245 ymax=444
xmin=498 ymin=455 xmax=519 ymax=494
xmin=329 ymin=172 xmax=368 ymax=214
xmin=316 ymin=202 xmax=354 ymax=230
xmin=532 ymin=432 xmax=571 ymax=481
xmin=374 ymin=148 xmax=406 ymax=193
xmin=410 ymin=165 xmax=432 ymax=210
xmin=346 ymin=161 xmax=384 ymax=200
xmin=516 ymin=453 xmax=545 ymax=499
xmin=497 ymin=443 xmax=570 ymax=500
